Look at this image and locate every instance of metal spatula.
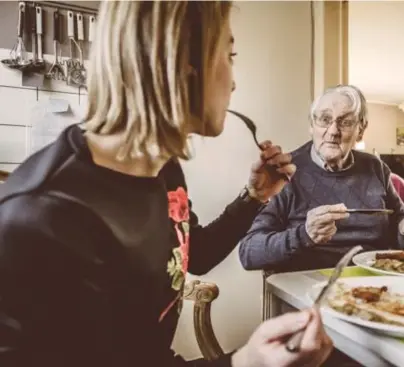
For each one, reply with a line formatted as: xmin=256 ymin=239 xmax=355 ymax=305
xmin=22 ymin=5 xmax=45 ymax=87
xmin=227 ymin=109 xmax=290 ymax=182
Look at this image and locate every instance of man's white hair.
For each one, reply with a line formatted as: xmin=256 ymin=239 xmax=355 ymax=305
xmin=310 ymin=85 xmax=369 ymax=129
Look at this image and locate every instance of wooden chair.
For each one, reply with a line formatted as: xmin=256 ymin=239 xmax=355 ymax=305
xmin=0 ymin=170 xmax=9 ymax=182
xmin=0 ymin=171 xmax=224 ymax=361
xmin=183 ymin=280 xmax=224 ymax=360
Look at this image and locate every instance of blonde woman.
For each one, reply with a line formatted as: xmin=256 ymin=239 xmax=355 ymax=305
xmin=0 ymin=2 xmax=332 ymax=366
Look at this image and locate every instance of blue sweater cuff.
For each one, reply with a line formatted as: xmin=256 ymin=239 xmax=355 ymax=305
xmin=298 ymin=223 xmax=316 ymax=248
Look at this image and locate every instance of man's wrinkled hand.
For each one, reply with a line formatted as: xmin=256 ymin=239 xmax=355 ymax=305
xmin=305 ymin=204 xmax=349 ymax=244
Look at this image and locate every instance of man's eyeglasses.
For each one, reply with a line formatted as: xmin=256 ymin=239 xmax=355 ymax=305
xmin=313 ymin=115 xmax=359 ymax=132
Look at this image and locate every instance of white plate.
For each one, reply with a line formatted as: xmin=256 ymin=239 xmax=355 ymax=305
xmin=352 ymin=250 xmax=404 ymax=277
xmin=307 ymin=276 xmax=404 ymax=337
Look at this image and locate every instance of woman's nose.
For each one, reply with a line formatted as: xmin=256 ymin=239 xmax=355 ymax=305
xmin=232 ymin=80 xmax=236 ymax=92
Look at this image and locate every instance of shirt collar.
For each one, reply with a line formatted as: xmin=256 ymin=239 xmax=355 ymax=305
xmin=310 ymin=144 xmax=354 ymax=172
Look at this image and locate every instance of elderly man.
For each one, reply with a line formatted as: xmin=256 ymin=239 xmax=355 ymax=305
xmin=239 ymin=85 xmax=404 ymax=271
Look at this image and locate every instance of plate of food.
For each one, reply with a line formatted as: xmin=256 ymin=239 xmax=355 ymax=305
xmin=308 ymin=276 xmax=404 ymax=337
xmin=352 ymin=250 xmax=404 ymax=276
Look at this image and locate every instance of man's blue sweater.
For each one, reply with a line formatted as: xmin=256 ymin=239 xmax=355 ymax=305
xmin=239 ymin=142 xmax=404 ymax=271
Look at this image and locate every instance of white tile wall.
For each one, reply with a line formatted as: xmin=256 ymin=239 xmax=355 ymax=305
xmin=0 ymin=47 xmax=87 ymax=171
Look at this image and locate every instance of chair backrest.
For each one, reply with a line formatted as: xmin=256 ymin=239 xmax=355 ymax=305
xmin=0 ymin=170 xmax=9 ymax=182
xmin=183 ymin=280 xmax=223 ymax=360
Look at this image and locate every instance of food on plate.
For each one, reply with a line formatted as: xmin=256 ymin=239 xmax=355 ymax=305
xmin=372 ymin=251 xmax=404 ymax=273
xmin=376 ymin=252 xmax=404 ymax=261
xmin=351 ymin=286 xmax=387 ymax=302
xmin=326 ymin=283 xmax=404 ymax=326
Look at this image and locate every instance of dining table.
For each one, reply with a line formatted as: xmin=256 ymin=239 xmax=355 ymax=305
xmin=266 ymin=266 xmax=404 ymax=367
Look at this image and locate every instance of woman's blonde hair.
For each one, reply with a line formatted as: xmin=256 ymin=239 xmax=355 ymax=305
xmin=84 ymin=1 xmax=232 ymax=161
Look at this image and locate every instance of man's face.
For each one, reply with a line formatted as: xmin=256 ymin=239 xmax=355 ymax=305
xmin=310 ymin=92 xmax=362 ymax=168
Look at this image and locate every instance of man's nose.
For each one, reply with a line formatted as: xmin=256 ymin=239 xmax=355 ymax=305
xmin=327 ymin=121 xmax=341 ymax=135
xmin=232 ymin=80 xmax=236 ymax=92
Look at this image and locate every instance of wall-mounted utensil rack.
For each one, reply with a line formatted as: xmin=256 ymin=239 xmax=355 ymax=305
xmin=27 ymin=1 xmax=98 ymax=16
xmin=1 ymin=1 xmax=98 ymax=89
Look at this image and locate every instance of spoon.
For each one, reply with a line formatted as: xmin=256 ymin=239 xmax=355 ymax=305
xmin=227 ymin=109 xmax=290 ymax=182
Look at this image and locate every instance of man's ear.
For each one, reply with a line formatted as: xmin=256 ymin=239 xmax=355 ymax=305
xmin=357 ymin=120 xmax=368 ymax=141
xmin=309 ymin=122 xmax=313 ymax=137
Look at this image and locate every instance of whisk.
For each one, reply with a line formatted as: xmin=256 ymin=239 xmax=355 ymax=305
xmin=10 ymin=2 xmax=29 ymax=67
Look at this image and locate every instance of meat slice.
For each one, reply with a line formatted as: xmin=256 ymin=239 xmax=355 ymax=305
xmin=352 ymin=286 xmax=388 ymax=302
xmin=376 ymin=252 xmax=404 ymax=261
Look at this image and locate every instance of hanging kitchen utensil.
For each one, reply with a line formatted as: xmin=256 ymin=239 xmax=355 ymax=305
xmin=80 ymin=14 xmax=95 ymax=90
xmin=29 ymin=4 xmax=37 ymax=63
xmin=46 ymin=10 xmax=65 ymax=80
xmin=22 ymin=4 xmax=46 ymax=87
xmin=77 ymin=13 xmax=84 ymax=56
xmin=35 ymin=5 xmax=45 ymax=67
xmin=70 ymin=12 xmax=86 ymax=87
xmin=89 ymin=15 xmax=96 ymax=44
xmin=2 ymin=2 xmax=30 ymax=70
xmin=65 ymin=10 xmax=80 ymax=86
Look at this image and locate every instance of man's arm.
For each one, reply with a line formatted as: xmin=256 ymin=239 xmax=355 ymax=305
xmin=238 ymin=189 xmax=313 ymax=270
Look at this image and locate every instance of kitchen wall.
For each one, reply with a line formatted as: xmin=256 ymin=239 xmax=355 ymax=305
xmin=363 ymin=102 xmax=404 ymax=155
xmin=0 ymin=0 xmax=313 ymax=360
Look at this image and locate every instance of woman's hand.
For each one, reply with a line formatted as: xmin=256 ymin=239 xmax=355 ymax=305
xmin=232 ymin=307 xmax=333 ymax=367
xmin=247 ymin=141 xmax=296 ymax=203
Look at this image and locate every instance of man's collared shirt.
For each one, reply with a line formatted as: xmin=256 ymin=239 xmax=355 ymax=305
xmin=310 ymin=144 xmax=354 ymax=172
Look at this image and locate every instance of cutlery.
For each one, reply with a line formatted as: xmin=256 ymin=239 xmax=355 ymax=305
xmin=227 ymin=109 xmax=290 ymax=182
xmin=285 ymin=245 xmax=363 ymax=353
xmin=346 ymin=209 xmax=393 ymax=215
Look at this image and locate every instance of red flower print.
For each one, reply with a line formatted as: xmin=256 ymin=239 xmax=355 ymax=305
xmin=168 ymin=187 xmax=189 ymax=223
xmin=161 ymin=187 xmax=191 ymax=322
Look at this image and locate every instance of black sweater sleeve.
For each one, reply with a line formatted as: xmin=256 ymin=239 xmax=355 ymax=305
xmin=188 ymin=196 xmax=263 ymax=275
xmin=159 ymin=158 xmax=264 ymax=276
